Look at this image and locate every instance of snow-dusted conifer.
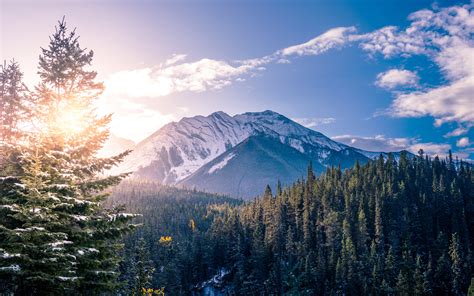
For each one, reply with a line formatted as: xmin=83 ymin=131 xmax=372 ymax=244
xmin=0 ymin=18 xmax=137 ymax=294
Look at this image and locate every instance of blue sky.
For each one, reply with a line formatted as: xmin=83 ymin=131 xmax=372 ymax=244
xmin=1 ymin=0 xmax=473 ymax=160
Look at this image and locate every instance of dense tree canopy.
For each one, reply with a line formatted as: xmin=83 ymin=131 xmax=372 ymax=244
xmin=118 ymin=152 xmax=473 ymax=295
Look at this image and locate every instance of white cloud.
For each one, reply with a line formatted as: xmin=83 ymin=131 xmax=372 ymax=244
xmin=280 ymin=27 xmax=357 ymax=56
xmin=375 ymin=69 xmax=419 ymax=89
xmin=390 ymin=76 xmax=474 ymax=124
xmin=357 ymin=26 xmax=429 ymax=58
xmin=277 ymin=59 xmax=291 ymax=64
xmin=105 ymin=58 xmax=263 ymax=99
xmin=444 ymin=124 xmax=472 ymax=137
xmin=457 ymin=137 xmax=470 ymax=147
xmin=164 ymin=54 xmax=187 ymax=66
xmin=293 ymin=117 xmax=336 ymax=128
xmin=359 ymin=2 xmax=474 ymax=133
xmin=178 ymin=106 xmax=190 ymax=113
xmin=408 ymin=142 xmax=452 ymax=157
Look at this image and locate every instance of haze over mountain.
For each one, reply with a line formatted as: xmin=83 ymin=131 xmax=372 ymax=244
xmin=98 ymin=134 xmax=135 ymax=157
xmin=111 ymin=110 xmax=405 ymax=197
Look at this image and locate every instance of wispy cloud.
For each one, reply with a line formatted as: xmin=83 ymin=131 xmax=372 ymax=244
xmin=279 ymin=27 xmax=357 ymax=56
xmin=96 ymin=92 xmax=177 ymax=142
xmin=444 ymin=123 xmax=473 ymax=138
xmin=164 ymin=54 xmax=187 ymax=66
xmin=331 ymin=134 xmax=413 ymax=152
xmin=293 ymin=117 xmax=336 ymax=129
xmin=331 ymin=134 xmax=460 ymax=158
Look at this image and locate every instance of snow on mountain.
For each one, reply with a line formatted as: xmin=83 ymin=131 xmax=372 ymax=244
xmin=110 ymin=111 xmax=251 ymax=183
xmin=111 ymin=110 xmax=395 ymax=185
xmin=234 ymin=111 xmax=346 ymax=152
xmin=208 ymin=153 xmax=236 ymax=174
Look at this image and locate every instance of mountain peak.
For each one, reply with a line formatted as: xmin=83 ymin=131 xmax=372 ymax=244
xmin=111 ymin=110 xmax=405 ymax=196
xmin=210 ymin=111 xmax=229 ymax=117
xmin=239 ymin=110 xmax=283 ymax=117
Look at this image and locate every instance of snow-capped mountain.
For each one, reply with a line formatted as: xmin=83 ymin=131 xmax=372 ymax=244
xmin=111 ymin=110 xmax=405 ymax=196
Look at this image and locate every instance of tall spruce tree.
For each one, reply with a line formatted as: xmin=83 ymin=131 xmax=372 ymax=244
xmin=450 ymin=233 xmax=465 ymax=296
xmin=0 ymin=60 xmax=30 ymax=177
xmin=0 ymin=18 xmax=136 ymax=295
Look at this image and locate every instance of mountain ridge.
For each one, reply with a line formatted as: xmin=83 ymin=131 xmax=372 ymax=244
xmin=110 ymin=110 xmax=406 ymax=197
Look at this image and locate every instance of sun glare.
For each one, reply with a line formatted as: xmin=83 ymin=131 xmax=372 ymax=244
xmin=50 ymin=100 xmax=89 ymax=137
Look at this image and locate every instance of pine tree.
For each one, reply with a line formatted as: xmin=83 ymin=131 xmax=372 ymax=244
xmin=263 ymin=184 xmax=273 ymax=200
xmin=0 ymin=60 xmax=30 ymax=144
xmin=0 ymin=60 xmax=31 ymax=197
xmin=0 ymin=18 xmax=136 ymax=294
xmin=374 ymin=194 xmax=384 ymax=254
xmin=423 ymin=254 xmax=434 ymax=296
xmin=384 ymin=246 xmax=398 ymax=290
xmin=133 ymin=238 xmax=155 ymax=293
xmin=450 ymin=233 xmax=465 ymax=296
xmin=396 ymin=269 xmax=410 ymax=296
xmin=414 ymin=255 xmax=425 ymax=296
xmin=434 ymin=251 xmax=452 ymax=295
xmin=303 ymin=164 xmax=314 ymax=252
xmin=276 ymin=180 xmax=282 ymax=197
xmin=0 ymin=60 xmax=34 ymax=294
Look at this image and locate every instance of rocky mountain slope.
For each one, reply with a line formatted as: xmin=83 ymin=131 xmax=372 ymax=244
xmin=110 ymin=110 xmax=404 ymax=197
